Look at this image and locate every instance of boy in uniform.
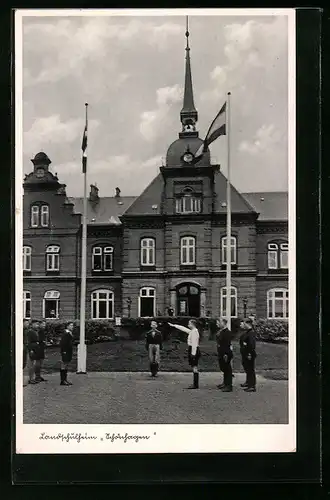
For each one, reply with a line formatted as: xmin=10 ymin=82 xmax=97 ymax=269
xmin=215 ymin=318 xmax=233 ymax=392
xmin=26 ymin=320 xmax=40 ymax=384
xmin=239 ymin=318 xmax=257 ymax=392
xmin=145 ymin=320 xmax=163 ymax=377
xmin=60 ymin=321 xmax=74 ymax=386
xmin=35 ymin=320 xmax=47 ymax=382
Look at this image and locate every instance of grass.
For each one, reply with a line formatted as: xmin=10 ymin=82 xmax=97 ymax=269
xmin=40 ymin=338 xmax=288 ymax=379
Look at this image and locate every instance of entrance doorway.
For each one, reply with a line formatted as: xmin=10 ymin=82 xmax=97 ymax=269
xmin=176 ymin=283 xmax=201 ymax=317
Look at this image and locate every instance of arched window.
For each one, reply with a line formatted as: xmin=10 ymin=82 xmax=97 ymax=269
xmin=268 ymin=241 xmax=288 ymax=269
xmin=140 ymin=238 xmax=155 ymax=266
xmin=267 ymin=288 xmax=289 ymax=319
xmin=176 ymin=188 xmax=201 ymax=214
xmin=23 ymin=246 xmax=32 ymax=271
xmin=221 ymin=236 xmax=237 ymax=265
xmin=92 ymin=246 xmax=114 ymax=271
xmin=46 ymin=245 xmax=60 ymax=271
xmin=220 ymin=286 xmax=238 ymax=318
xmin=180 ymin=236 xmax=196 ymax=265
xmin=139 ymin=287 xmax=156 ymax=318
xmin=23 ymin=291 xmax=31 ymax=319
xmin=43 ymin=290 xmax=60 ymax=319
xmin=31 ymin=204 xmax=49 ymax=228
xmin=91 ymin=289 xmax=114 ymax=319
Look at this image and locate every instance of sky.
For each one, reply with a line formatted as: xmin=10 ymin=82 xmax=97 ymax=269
xmin=21 ymin=11 xmax=290 ymax=198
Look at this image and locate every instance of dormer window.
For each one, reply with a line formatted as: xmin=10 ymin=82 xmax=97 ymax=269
xmin=30 ymin=204 xmax=49 ymax=228
xmin=176 ymin=188 xmax=201 ymax=214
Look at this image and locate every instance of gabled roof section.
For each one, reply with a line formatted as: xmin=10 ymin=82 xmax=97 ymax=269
xmin=69 ymin=196 xmax=136 ymax=225
xmin=122 ymin=174 xmax=164 ymax=216
xmin=214 ymin=171 xmax=257 ymax=214
xmin=242 ymin=192 xmax=288 ymax=221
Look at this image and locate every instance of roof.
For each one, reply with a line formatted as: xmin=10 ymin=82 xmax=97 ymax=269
xmin=68 ymin=196 xmax=136 ymax=225
xmin=123 ymin=170 xmax=257 ymax=216
xmin=242 ymin=192 xmax=288 ymax=221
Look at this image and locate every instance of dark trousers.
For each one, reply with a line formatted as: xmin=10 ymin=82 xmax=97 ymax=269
xmin=218 ymin=353 xmax=233 ymax=387
xmin=242 ymin=356 xmax=256 ymax=388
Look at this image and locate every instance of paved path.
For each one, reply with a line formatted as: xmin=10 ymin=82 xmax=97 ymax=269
xmin=23 ymin=372 xmax=288 ymax=425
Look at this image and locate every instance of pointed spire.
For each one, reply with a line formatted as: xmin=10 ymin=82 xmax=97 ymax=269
xmin=180 ymin=16 xmax=198 ymax=135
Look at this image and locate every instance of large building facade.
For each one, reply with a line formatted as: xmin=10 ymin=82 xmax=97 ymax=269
xmin=22 ymin=30 xmax=288 ymax=322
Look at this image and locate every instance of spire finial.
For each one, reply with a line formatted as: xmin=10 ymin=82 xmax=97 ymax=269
xmin=180 ymin=15 xmax=198 ymax=136
xmin=185 ymin=16 xmax=190 ymax=49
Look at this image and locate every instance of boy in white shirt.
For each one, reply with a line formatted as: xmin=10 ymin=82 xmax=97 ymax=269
xmin=168 ymin=319 xmax=200 ymax=389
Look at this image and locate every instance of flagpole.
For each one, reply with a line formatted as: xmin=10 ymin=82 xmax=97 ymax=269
xmin=77 ymin=103 xmax=88 ymax=374
xmin=226 ymin=92 xmax=232 ymax=332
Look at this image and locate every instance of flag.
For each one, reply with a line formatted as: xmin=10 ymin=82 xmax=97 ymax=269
xmin=81 ymin=110 xmax=88 ymax=173
xmin=192 ymin=101 xmax=226 ymax=164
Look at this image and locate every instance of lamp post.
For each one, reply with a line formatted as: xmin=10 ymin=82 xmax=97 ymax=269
xmin=243 ymin=297 xmax=248 ymax=318
xmin=126 ymin=297 xmax=132 ymax=318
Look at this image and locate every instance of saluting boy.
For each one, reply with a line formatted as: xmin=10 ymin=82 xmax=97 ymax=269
xmin=145 ymin=320 xmax=163 ymax=377
xmin=168 ymin=319 xmax=200 ymax=389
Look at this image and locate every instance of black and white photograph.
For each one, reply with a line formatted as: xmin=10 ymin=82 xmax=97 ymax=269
xmin=15 ymin=8 xmax=296 ymax=454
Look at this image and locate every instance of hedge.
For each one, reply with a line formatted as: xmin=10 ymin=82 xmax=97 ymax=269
xmin=29 ymin=317 xmax=288 ymax=346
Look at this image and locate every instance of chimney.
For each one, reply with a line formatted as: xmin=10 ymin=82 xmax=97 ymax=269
xmin=89 ymin=183 xmax=99 ymax=203
xmin=115 ymin=187 xmax=121 ymax=198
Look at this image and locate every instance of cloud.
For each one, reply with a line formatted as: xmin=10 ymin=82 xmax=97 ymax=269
xmin=139 ymin=84 xmax=182 ymax=141
xmin=23 ymin=17 xmax=182 ymax=87
xmin=54 ymin=153 xmax=163 ymax=197
xmin=239 ymin=124 xmax=281 ymax=154
xmin=23 ymin=115 xmax=100 ymax=156
xmin=201 ymin=16 xmax=287 ymax=103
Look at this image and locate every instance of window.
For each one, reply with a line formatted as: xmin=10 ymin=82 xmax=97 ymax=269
xmin=176 ymin=189 xmax=201 ymax=214
xmin=139 ymin=287 xmax=156 ymax=317
xmin=23 ymin=291 xmax=31 ymax=319
xmin=267 ymin=288 xmax=289 ymax=319
xmin=140 ymin=238 xmax=155 ymax=266
xmin=41 ymin=205 xmax=49 ymax=227
xmin=91 ymin=289 xmax=114 ymax=319
xmin=267 ymin=242 xmax=288 ymax=270
xmin=23 ymin=246 xmax=32 ymax=271
xmin=220 ymin=287 xmax=238 ymax=318
xmin=43 ymin=290 xmax=60 ymax=319
xmin=46 ymin=245 xmax=60 ymax=271
xmin=221 ymin=236 xmax=237 ymax=265
xmin=180 ymin=236 xmax=196 ymax=265
xmin=31 ymin=206 xmax=39 ymax=227
xmin=280 ymin=243 xmax=288 ymax=269
xmin=30 ymin=204 xmax=49 ymax=228
xmin=92 ymin=246 xmax=113 ymax=272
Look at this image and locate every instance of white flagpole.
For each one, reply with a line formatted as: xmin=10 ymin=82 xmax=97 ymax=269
xmin=226 ymin=92 xmax=232 ymax=332
xmin=77 ymin=103 xmax=88 ymax=374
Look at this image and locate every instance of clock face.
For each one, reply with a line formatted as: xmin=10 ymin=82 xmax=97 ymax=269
xmin=183 ymin=152 xmax=194 ymax=163
xmin=36 ymin=168 xmax=45 ymax=178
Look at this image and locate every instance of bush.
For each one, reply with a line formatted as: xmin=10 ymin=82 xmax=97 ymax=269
xmin=35 ymin=320 xmax=116 ymax=346
xmin=253 ymin=319 xmax=288 ymax=343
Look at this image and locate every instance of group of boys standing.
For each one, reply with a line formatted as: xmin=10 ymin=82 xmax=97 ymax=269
xmin=23 ymin=319 xmax=75 ymax=386
xmin=145 ymin=317 xmax=257 ymax=392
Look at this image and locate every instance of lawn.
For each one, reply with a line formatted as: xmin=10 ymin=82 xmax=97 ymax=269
xmin=40 ymin=339 xmax=288 ymax=379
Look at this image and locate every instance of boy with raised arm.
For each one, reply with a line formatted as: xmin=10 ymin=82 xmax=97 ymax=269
xmin=168 ymin=319 xmax=200 ymax=389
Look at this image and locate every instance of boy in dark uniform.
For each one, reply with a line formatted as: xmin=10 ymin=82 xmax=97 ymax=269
xmin=35 ymin=320 xmax=47 ymax=382
xmin=145 ymin=320 xmax=163 ymax=377
xmin=215 ymin=318 xmax=233 ymax=392
xmin=26 ymin=320 xmax=40 ymax=384
xmin=239 ymin=318 xmax=257 ymax=392
xmin=60 ymin=321 xmax=74 ymax=386
xmin=23 ymin=320 xmax=29 ymax=386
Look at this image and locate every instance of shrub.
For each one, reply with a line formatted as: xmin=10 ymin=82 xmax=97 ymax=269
xmin=34 ymin=320 xmax=116 ymax=346
xmin=253 ymin=319 xmax=288 ymax=343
